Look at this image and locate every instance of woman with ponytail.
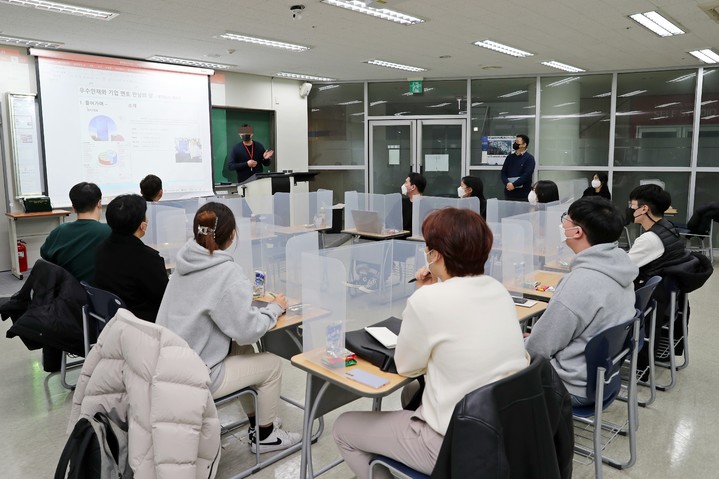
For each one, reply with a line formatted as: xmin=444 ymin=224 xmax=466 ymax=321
xmin=157 ymin=202 xmax=301 ymax=453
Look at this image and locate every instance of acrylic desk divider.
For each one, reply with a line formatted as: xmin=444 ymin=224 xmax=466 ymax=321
xmin=411 ymin=196 xmax=480 ymax=239
xmin=343 ymin=191 xmax=403 ymax=233
xmin=500 ymin=219 xmax=535 ymax=296
xmin=273 ymin=190 xmax=334 ymax=229
xmin=545 ymin=203 xmax=574 ymax=271
xmin=212 ymin=195 xmax=254 ymax=219
xmin=556 ymin=178 xmax=589 ymax=204
xmin=143 ymin=198 xmax=203 ymax=266
xmin=300 ymin=240 xmax=426 ymax=369
xmin=485 ymin=198 xmax=534 ymax=225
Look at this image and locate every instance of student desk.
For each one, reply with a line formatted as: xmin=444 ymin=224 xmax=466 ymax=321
xmin=291 ymin=353 xmax=413 ymax=479
xmin=6 ymin=210 xmax=71 ymax=279
xmin=342 ymin=228 xmax=410 ymax=242
xmin=516 ymin=301 xmax=548 ymax=326
xmin=518 ymin=270 xmax=564 ymax=302
xmin=273 ymin=224 xmax=332 ymax=248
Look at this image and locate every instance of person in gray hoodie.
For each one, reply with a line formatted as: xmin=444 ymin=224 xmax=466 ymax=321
xmin=156 ymin=202 xmax=301 ymax=453
xmin=525 ymin=196 xmax=638 ymax=404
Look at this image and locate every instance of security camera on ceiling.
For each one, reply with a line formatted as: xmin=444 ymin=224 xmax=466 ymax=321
xmin=290 ymin=4 xmax=305 ymax=20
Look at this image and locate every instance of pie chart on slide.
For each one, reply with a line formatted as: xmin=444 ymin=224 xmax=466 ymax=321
xmin=98 ymin=150 xmax=118 ymax=166
xmin=89 ymin=115 xmax=118 ymax=141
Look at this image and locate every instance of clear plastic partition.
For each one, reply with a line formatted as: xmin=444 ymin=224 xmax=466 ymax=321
xmin=212 ymin=196 xmax=253 ymax=220
xmin=144 ymin=202 xmax=190 ymax=265
xmin=274 ymin=190 xmax=334 ymax=229
xmin=556 ymin=179 xmax=588 ymax=204
xmin=285 ymin=232 xmax=320 ymax=301
xmin=544 ymin=204 xmax=573 ymax=271
xmin=231 ymin=217 xmax=261 ymax=278
xmin=244 ymin=195 xmax=274 ymax=217
xmin=500 ymin=219 xmax=535 ymax=295
xmin=272 ymin=193 xmax=291 ymax=227
xmin=343 ymin=191 xmax=403 ymax=232
xmin=484 ymin=221 xmax=503 ymax=283
xmin=411 ymin=196 xmax=481 ymax=239
xmin=386 ymin=240 xmax=426 ymax=318
xmin=486 ymin=198 xmax=533 ymax=224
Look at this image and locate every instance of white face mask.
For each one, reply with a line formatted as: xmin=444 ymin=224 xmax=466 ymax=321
xmin=528 ymin=190 xmax=539 ymax=206
xmin=591 ymin=179 xmax=601 ymax=189
xmin=457 ymin=186 xmax=465 ymax=198
xmin=424 ymin=249 xmax=436 ymax=270
xmin=401 ymin=184 xmax=408 ymax=196
xmin=559 ymin=224 xmax=579 ymax=243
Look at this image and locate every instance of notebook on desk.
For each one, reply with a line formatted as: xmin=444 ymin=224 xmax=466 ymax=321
xmin=350 ymin=209 xmax=384 ymax=234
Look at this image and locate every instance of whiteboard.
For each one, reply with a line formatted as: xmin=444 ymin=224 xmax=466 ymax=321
xmin=6 ymin=93 xmax=45 ymax=197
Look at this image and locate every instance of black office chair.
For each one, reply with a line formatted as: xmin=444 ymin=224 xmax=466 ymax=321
xmin=632 ymin=276 xmax=662 ymax=407
xmin=80 ymin=281 xmax=126 ymax=355
xmin=573 ymin=310 xmax=641 ymax=479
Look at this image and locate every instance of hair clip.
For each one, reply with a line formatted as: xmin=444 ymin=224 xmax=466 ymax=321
xmin=197 ymin=216 xmax=219 ymax=238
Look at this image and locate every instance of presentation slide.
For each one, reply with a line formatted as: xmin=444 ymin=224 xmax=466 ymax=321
xmin=35 ymin=51 xmax=215 ymax=207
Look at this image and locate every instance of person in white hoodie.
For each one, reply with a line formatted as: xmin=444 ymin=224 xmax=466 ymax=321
xmin=156 ymin=202 xmax=301 ymax=453
xmin=525 ymin=196 xmax=638 ymax=404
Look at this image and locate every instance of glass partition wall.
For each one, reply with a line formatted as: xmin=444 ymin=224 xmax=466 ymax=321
xmin=309 ymin=68 xmax=719 ymax=239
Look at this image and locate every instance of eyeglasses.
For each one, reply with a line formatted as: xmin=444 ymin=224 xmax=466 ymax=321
xmin=560 ymin=212 xmax=575 ymax=225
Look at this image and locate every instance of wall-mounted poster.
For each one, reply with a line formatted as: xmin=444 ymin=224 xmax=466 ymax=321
xmin=485 ymin=136 xmax=515 ymax=165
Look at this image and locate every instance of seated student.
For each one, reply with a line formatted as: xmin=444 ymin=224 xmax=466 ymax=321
xmin=626 ymin=184 xmax=685 ymax=281
xmin=582 ymin=173 xmax=611 ymax=200
xmin=140 ymin=174 xmax=163 ymax=202
xmin=525 ymin=197 xmax=638 ymax=404
xmin=40 ymin=182 xmax=110 ymax=283
xmin=156 ymin=202 xmax=301 ymax=453
xmin=528 ymin=180 xmax=559 ymax=206
xmin=401 ymin=172 xmax=426 ymax=232
xmin=333 ymin=208 xmax=529 ymax=478
xmin=458 ymin=175 xmax=487 ymax=219
xmin=94 ymin=194 xmax=168 ymax=322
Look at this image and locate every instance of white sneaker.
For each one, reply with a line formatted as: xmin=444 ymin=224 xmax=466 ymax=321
xmin=250 ymin=427 xmax=302 ymax=453
xmin=247 ymin=416 xmax=282 ymax=443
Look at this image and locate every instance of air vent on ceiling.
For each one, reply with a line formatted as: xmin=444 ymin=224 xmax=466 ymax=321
xmin=701 ymin=4 xmax=719 ymax=23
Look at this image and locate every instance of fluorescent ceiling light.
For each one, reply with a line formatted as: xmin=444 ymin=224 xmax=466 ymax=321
xmin=351 ymin=112 xmax=365 ymax=116
xmin=616 ymin=111 xmax=645 ymax=116
xmin=498 ymin=90 xmax=527 ymax=98
xmin=689 ymin=49 xmax=719 ymax=64
xmin=370 ymin=100 xmax=387 ymax=106
xmin=0 ymin=0 xmax=118 ymax=20
xmin=0 ymin=34 xmax=62 ymax=48
xmin=219 ymin=32 xmax=309 ymax=52
xmin=553 ymin=102 xmax=575 ymax=108
xmin=321 ymin=0 xmax=424 ymax=25
xmin=630 ymin=11 xmax=684 ymax=37
xmin=276 ymin=72 xmax=335 ymax=81
xmin=311 ymin=108 xmax=320 ymax=112
xmin=427 ymin=103 xmax=451 ymax=108
xmin=701 ymin=100 xmax=718 ymax=106
xmin=337 ymin=100 xmax=362 ymax=105
xmin=541 ymin=61 xmax=585 ymax=73
xmin=619 ymin=90 xmax=647 ymax=97
xmin=402 ymin=87 xmax=433 ymax=96
xmin=471 ymin=102 xmax=484 ymax=106
xmin=651 ymin=116 xmax=670 ymax=120
xmin=523 ymin=105 xmax=536 ymax=109
xmin=667 ymin=73 xmax=696 ymax=83
xmin=655 ymin=102 xmax=680 ymax=108
xmin=365 ymin=59 xmax=426 ymax=72
xmin=394 ymin=111 xmax=411 ymax=116
xmin=546 ymin=77 xmax=580 ymax=87
xmin=499 ymin=111 xmax=509 ymax=115
xmin=702 ymin=115 xmax=719 ymax=120
xmin=147 ymin=56 xmax=233 ymax=69
xmin=318 ymin=84 xmax=340 ymax=91
xmin=472 ymin=40 xmax=533 ymax=58
xmin=594 ymin=92 xmax=612 ymax=98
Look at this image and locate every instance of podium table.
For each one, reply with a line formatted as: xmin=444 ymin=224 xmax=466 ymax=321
xmin=6 ymin=210 xmax=71 ymax=279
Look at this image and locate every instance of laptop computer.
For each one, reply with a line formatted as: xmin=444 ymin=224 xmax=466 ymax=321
xmin=350 ymin=209 xmax=384 ymax=234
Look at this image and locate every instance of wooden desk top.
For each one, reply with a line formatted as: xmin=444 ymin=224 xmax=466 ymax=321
xmin=342 ymin=229 xmax=410 ymax=240
xmin=273 ymin=224 xmax=331 ymax=235
xmin=407 ymin=235 xmax=424 ymax=242
xmin=516 ymin=301 xmax=547 ymax=322
xmin=6 ymin=209 xmax=70 ymax=219
xmin=291 ymin=352 xmax=412 ymax=398
xmin=257 ymin=295 xmax=330 ymax=331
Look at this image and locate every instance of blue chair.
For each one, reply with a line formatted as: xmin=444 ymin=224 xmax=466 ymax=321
xmin=369 ymin=456 xmax=428 ymax=479
xmin=573 ymin=310 xmax=641 ymax=479
xmin=80 ymin=281 xmax=126 ymax=355
xmin=632 ymin=276 xmax=662 ymax=407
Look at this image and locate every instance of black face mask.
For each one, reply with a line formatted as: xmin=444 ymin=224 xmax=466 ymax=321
xmin=241 ymin=134 xmax=252 ymax=142
xmin=625 ymin=207 xmax=638 ymax=225
xmin=512 ymin=142 xmax=520 ymax=150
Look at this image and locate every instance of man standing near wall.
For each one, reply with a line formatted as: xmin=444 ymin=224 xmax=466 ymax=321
xmin=228 ymin=124 xmax=274 ymax=183
xmin=500 ymin=134 xmax=535 ymax=201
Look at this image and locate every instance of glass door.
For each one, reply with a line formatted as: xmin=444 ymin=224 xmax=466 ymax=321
xmin=369 ymin=119 xmax=466 ymax=196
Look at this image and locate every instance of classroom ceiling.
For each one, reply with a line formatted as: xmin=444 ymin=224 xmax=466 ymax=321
xmin=1 ymin=0 xmax=719 ymax=82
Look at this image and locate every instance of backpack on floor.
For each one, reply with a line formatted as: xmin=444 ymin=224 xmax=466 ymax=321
xmin=54 ymin=411 xmax=133 ymax=479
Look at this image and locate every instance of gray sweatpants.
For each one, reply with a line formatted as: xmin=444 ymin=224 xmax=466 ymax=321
xmin=332 ymin=407 xmax=444 ymax=479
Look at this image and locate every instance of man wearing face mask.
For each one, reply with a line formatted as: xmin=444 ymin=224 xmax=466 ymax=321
xmin=401 ymin=172 xmax=426 ymax=232
xmin=500 ymin=134 xmax=535 ymax=201
xmin=228 ymin=124 xmax=274 ymax=183
xmin=625 ymin=184 xmax=685 ymax=281
xmin=525 ymin=197 xmax=637 ymax=405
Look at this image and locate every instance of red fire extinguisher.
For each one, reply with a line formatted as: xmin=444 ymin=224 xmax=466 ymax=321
xmin=17 ymin=240 xmax=28 ymax=273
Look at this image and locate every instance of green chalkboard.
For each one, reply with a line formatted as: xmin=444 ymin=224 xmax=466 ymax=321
xmin=211 ymin=107 xmax=275 ymax=184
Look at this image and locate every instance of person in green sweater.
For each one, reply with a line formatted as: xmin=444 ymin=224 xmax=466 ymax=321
xmin=40 ymin=182 xmax=110 ymax=283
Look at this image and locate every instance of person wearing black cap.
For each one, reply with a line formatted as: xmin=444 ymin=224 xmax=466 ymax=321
xmin=227 ymin=124 xmax=274 ymax=183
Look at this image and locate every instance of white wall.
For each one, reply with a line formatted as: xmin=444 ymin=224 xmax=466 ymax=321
xmin=0 ymin=53 xmax=309 ymax=272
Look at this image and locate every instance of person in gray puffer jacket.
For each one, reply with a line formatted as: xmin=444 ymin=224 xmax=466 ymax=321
xmin=525 ymin=196 xmax=638 ymax=403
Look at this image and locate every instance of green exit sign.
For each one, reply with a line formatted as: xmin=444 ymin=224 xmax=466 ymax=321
xmin=409 ymin=80 xmax=423 ymax=94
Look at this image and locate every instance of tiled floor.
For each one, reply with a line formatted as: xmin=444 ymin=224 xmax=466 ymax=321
xmin=1 ymin=269 xmax=718 ymax=478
